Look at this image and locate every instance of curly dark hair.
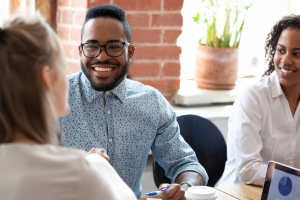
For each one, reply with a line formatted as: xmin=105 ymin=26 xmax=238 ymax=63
xmin=263 ymin=15 xmax=300 ymax=76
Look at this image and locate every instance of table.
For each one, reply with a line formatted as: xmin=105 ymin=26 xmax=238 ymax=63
xmin=139 ymin=184 xmax=263 ymax=200
xmin=216 ymin=184 xmax=263 ymax=200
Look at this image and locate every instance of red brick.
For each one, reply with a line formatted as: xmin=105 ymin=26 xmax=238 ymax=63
xmin=132 ymin=29 xmax=161 ymax=43
xmin=57 ymin=10 xmax=73 ymax=24
xmin=70 ymin=27 xmax=82 ymax=43
xmin=164 ymin=0 xmax=183 ymax=11
xmin=63 ymin=44 xmax=73 ymax=58
xmin=134 ymin=46 xmax=181 ymax=60
xmin=71 ymin=0 xmax=87 ymax=7
xmin=88 ymin=0 xmax=112 ymax=8
xmin=74 ymin=10 xmax=86 ymax=25
xmin=114 ymin=0 xmax=161 ymax=11
xmin=162 ymin=62 xmax=180 ymax=76
xmin=169 ymin=79 xmax=180 ymax=92
xmin=127 ymin=14 xmax=150 ymax=28
xmin=67 ymin=62 xmax=81 ymax=75
xmin=139 ymin=80 xmax=166 ymax=92
xmin=161 ymin=93 xmax=172 ymax=102
xmin=57 ymin=26 xmax=69 ymax=40
xmin=128 ymin=63 xmax=160 ymax=77
xmin=58 ymin=0 xmax=69 ymax=6
xmin=139 ymin=79 xmax=180 ymax=93
xmin=152 ymin=14 xmax=183 ymax=27
xmin=163 ymin=30 xmax=182 ymax=43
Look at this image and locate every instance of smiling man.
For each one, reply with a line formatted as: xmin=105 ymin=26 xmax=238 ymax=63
xmin=57 ymin=5 xmax=208 ymax=199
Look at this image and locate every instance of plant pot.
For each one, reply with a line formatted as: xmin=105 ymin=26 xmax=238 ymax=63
xmin=195 ymin=45 xmax=239 ymax=90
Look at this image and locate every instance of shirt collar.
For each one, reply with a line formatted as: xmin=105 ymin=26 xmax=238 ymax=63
xmin=110 ymin=77 xmax=127 ymax=103
xmin=81 ymin=73 xmax=103 ymax=103
xmin=270 ymin=70 xmax=283 ymax=98
xmin=81 ymin=73 xmax=127 ymax=103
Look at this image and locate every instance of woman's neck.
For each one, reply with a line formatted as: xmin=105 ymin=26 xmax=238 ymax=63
xmin=281 ymin=84 xmax=300 ymax=117
xmin=12 ymin=131 xmax=40 ymax=145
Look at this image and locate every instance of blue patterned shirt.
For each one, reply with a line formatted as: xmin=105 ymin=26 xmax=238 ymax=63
xmin=57 ymin=72 xmax=208 ymax=198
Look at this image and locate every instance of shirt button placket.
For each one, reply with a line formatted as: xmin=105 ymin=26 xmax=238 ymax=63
xmin=106 ymin=94 xmax=113 ymax=162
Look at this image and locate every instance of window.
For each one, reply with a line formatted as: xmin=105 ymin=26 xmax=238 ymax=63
xmin=178 ymin=0 xmax=300 ymax=80
xmin=0 ymin=0 xmax=9 ymax=26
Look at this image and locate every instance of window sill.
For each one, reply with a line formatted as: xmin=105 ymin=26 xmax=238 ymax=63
xmin=172 ymin=77 xmax=258 ymax=106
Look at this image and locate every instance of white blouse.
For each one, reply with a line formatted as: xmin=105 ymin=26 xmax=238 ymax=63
xmin=0 ymin=144 xmax=123 ymax=200
xmin=219 ymin=71 xmax=300 ymax=187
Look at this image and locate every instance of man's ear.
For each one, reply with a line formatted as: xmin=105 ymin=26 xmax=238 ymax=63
xmin=41 ymin=66 xmax=53 ymax=93
xmin=128 ymin=44 xmax=135 ymax=60
xmin=78 ymin=45 xmax=82 ymax=57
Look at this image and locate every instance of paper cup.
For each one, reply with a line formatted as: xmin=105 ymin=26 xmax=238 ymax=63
xmin=185 ymin=186 xmax=217 ymax=200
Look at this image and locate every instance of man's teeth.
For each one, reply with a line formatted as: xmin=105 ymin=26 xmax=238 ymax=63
xmin=281 ymin=68 xmax=292 ymax=73
xmin=94 ymin=67 xmax=112 ymax=72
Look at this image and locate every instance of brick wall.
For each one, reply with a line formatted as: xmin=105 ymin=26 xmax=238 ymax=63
xmin=57 ymin=0 xmax=183 ymax=100
xmin=56 ymin=0 xmax=87 ymax=74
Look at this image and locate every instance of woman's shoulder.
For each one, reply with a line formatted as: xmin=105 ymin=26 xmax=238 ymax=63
xmin=32 ymin=144 xmax=86 ymax=160
xmin=248 ymin=75 xmax=272 ymax=92
xmin=0 ymin=143 xmax=87 ymax=167
xmin=0 ymin=144 xmax=118 ymax=200
xmin=240 ymin=75 xmax=273 ymax=99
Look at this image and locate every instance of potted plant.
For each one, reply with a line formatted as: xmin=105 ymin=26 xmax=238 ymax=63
xmin=193 ymin=0 xmax=253 ymax=89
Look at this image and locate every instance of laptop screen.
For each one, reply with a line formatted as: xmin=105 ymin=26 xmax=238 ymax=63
xmin=261 ymin=161 xmax=300 ymax=200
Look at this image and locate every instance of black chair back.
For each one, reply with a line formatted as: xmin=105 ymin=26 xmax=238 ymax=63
xmin=153 ymin=114 xmax=227 ymax=187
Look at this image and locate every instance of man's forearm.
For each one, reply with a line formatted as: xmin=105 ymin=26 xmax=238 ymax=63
xmin=175 ymin=171 xmax=204 ymax=190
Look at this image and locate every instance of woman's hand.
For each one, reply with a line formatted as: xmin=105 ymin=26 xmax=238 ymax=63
xmin=85 ymin=148 xmax=109 ymax=161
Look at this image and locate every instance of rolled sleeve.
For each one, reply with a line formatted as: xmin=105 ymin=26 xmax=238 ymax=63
xmin=151 ymin=91 xmax=208 ymax=185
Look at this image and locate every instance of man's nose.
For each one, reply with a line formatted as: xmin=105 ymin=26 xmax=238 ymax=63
xmin=96 ymin=47 xmax=110 ymax=61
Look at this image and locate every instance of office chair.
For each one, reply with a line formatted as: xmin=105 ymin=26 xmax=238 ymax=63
xmin=153 ymin=114 xmax=227 ymax=187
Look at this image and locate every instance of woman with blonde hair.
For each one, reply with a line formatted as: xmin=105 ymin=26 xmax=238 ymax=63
xmin=0 ymin=13 xmax=136 ymax=200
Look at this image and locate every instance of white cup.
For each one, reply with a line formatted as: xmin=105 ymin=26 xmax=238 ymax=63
xmin=185 ymin=186 xmax=217 ymax=200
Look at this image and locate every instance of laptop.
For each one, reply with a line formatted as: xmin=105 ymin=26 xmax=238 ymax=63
xmin=261 ymin=161 xmax=300 ymax=200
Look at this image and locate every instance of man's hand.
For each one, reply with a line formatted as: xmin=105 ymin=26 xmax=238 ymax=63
xmin=158 ymin=183 xmax=186 ymax=200
xmin=85 ymin=148 xmax=109 ymax=161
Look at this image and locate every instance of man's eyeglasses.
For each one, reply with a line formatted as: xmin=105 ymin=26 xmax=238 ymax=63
xmin=80 ymin=41 xmax=130 ymax=58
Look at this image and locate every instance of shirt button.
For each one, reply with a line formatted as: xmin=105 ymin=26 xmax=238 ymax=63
xmin=107 ymin=110 xmax=111 ymax=114
xmin=109 ymin=138 xmax=113 ymax=143
xmin=106 ymin=91 xmax=110 ymax=95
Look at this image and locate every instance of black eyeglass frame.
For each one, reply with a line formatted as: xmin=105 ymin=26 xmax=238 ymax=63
xmin=80 ymin=41 xmax=131 ymax=58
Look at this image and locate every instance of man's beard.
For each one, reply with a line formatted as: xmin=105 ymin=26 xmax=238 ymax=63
xmin=80 ymin=59 xmax=129 ymax=91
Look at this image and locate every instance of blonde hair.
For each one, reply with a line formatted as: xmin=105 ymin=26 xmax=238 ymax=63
xmin=0 ymin=13 xmax=65 ymax=144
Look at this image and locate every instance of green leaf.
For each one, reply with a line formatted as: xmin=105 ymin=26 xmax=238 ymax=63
xmin=193 ymin=13 xmax=200 ymax=24
xmin=196 ymin=0 xmax=255 ymax=48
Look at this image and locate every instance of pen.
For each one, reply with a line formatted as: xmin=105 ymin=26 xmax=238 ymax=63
xmin=146 ymin=188 xmax=167 ymax=197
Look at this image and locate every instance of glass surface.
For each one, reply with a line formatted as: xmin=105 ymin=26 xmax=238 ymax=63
xmin=82 ymin=41 xmax=128 ymax=58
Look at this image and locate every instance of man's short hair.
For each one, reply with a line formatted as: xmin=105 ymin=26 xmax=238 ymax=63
xmin=81 ymin=5 xmax=131 ymax=43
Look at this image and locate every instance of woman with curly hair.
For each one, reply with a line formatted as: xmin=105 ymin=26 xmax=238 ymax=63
xmin=0 ymin=13 xmax=136 ymax=200
xmin=219 ymin=15 xmax=300 ymax=187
